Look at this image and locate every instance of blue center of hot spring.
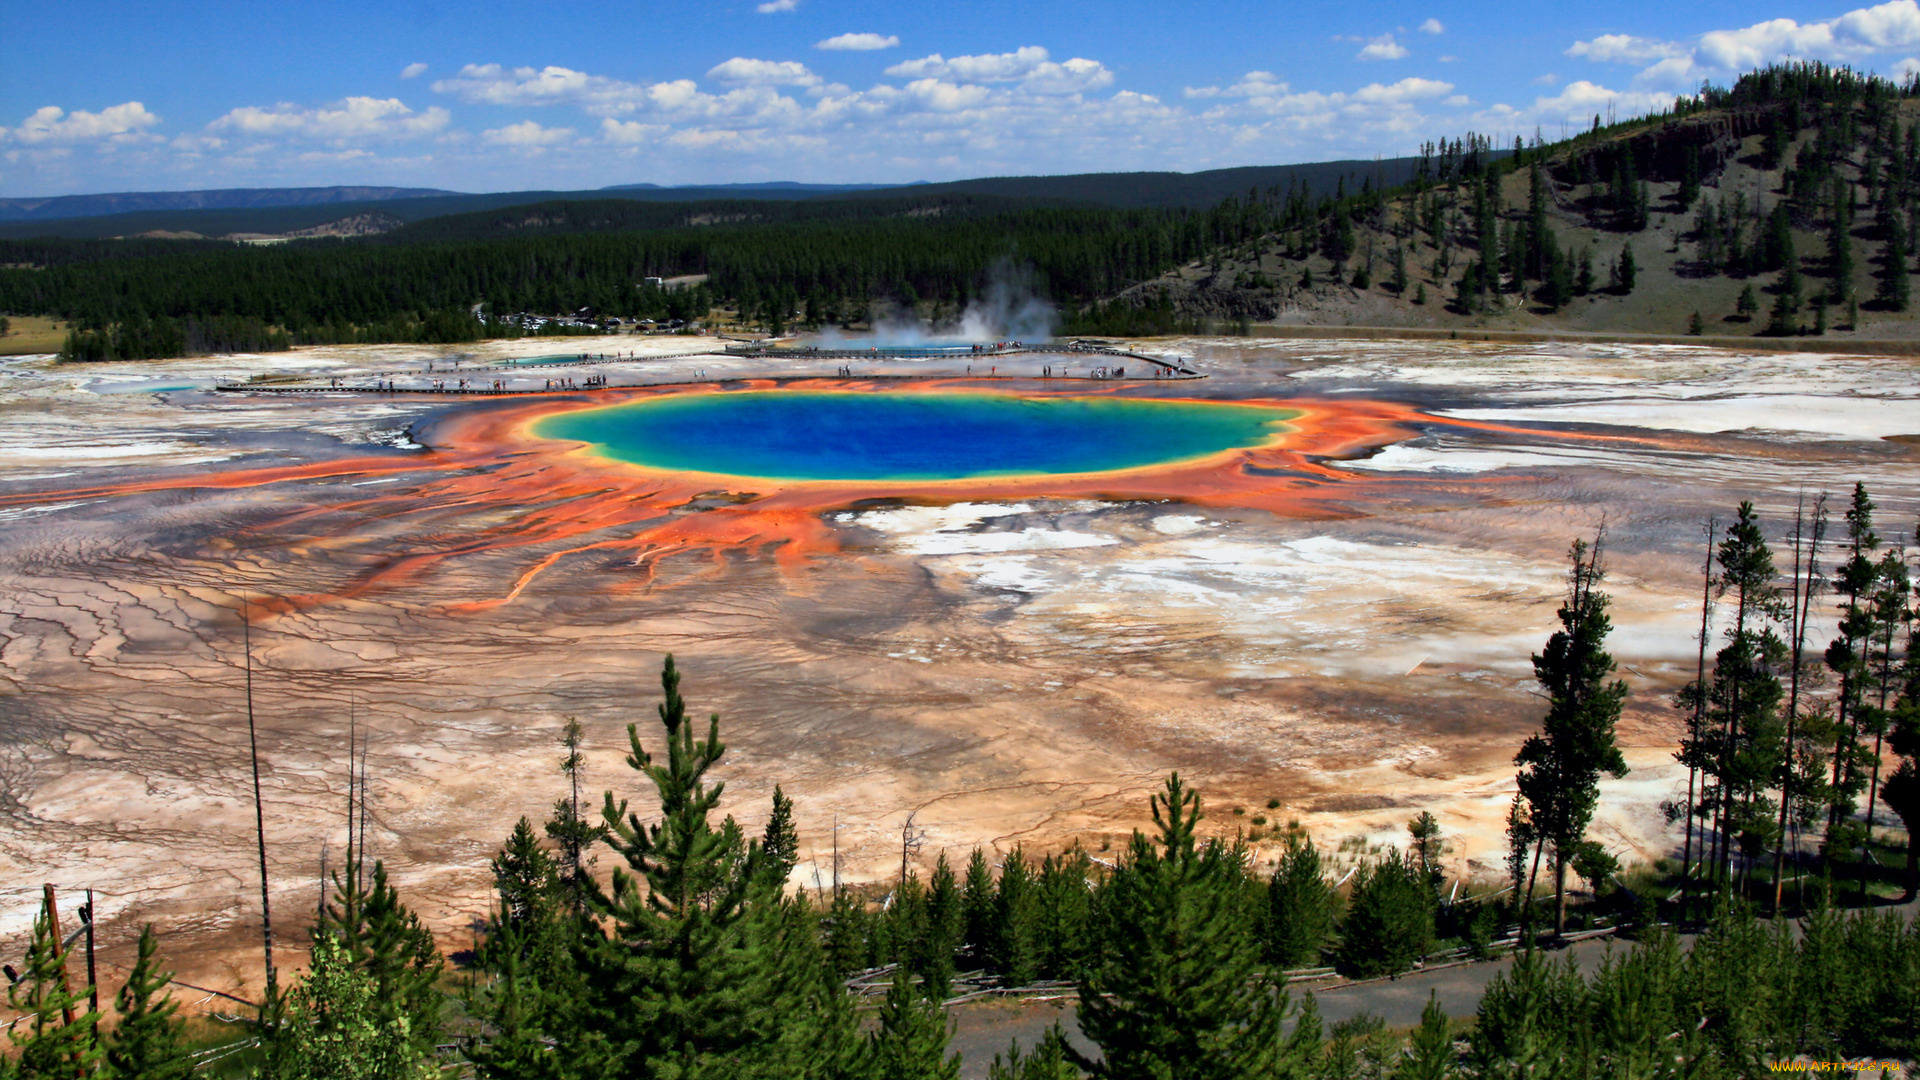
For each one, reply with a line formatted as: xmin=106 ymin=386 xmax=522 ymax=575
xmin=531 ymin=391 xmax=1297 ymax=481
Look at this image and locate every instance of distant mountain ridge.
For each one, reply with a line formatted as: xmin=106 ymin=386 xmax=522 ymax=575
xmin=0 ymin=158 xmax=1423 ymax=239
xmin=870 ymin=159 xmax=1425 ymax=209
xmin=0 ymin=186 xmax=459 ymax=223
xmin=600 ymin=181 xmax=908 ymax=194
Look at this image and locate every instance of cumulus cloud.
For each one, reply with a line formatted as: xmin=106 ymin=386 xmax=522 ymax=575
xmin=600 ymin=118 xmax=665 ymax=144
xmin=1357 ymin=35 xmax=1409 ymax=61
xmin=816 ymin=32 xmax=899 ymax=51
xmin=1419 ymin=18 xmax=1445 ymax=35
xmin=884 ymin=46 xmax=1113 ymax=93
xmin=401 ymin=62 xmax=429 ymax=79
xmin=1569 ymin=2 xmax=1920 ymax=88
xmin=435 ymin=64 xmax=630 ymax=108
xmin=210 ymin=96 xmax=450 ymax=141
xmin=483 ymin=121 xmax=575 ymax=148
xmin=1480 ymin=80 xmax=1674 ymax=128
xmin=1181 ymin=72 xmax=1454 ymax=144
xmin=756 ymin=0 xmax=797 ymax=11
xmin=2 ymin=101 xmax=161 ymax=144
xmin=707 ymin=58 xmax=820 ymax=86
xmin=1565 ymin=34 xmax=1686 ymax=64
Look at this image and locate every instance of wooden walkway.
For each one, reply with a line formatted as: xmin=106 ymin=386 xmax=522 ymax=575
xmin=214 ymin=341 xmax=1203 ymax=396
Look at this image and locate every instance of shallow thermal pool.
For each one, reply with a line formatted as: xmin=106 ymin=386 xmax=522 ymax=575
xmin=531 ymin=390 xmax=1298 ymax=481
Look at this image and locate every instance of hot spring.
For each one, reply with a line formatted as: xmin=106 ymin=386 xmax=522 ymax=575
xmin=531 ymin=390 xmax=1299 ymax=482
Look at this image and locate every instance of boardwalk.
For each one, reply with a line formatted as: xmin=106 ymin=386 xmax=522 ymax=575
xmin=214 ymin=341 xmax=1202 ymax=396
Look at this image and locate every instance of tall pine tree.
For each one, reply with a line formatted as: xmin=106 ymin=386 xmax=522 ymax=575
xmin=578 ymin=654 xmax=852 ymax=1077
xmin=1513 ymin=537 xmax=1631 ymax=935
xmin=103 ymin=925 xmax=191 ymax=1080
xmin=1074 ymin=774 xmax=1316 ymax=1079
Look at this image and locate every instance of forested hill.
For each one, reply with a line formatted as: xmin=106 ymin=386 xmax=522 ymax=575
xmin=861 ymin=157 xmax=1424 ymax=210
xmin=0 ymin=157 xmax=1419 ymax=241
xmin=10 ymin=63 xmax=1920 ymax=356
xmin=1121 ymin=62 xmax=1920 ymax=341
xmin=0 ymin=185 xmax=457 ymax=223
xmin=376 ymin=192 xmax=1049 ymax=243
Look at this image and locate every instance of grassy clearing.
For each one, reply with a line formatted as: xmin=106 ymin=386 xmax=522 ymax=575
xmin=0 ymin=314 xmax=67 ymax=356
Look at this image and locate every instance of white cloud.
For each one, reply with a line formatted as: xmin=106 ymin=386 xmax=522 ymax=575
xmin=1181 ymin=72 xmax=1455 ymax=144
xmin=1534 ymin=73 xmax=1559 ymax=85
xmin=2 ymin=102 xmax=161 ymax=144
xmin=816 ymin=33 xmax=899 ymax=51
xmin=1357 ymin=35 xmax=1409 ymax=61
xmin=1632 ymin=55 xmax=1698 ymax=88
xmin=1419 ymin=18 xmax=1444 ymax=35
xmin=1565 ymin=34 xmax=1686 ymax=64
xmin=884 ymin=46 xmax=1112 ymax=93
xmin=483 ymin=121 xmax=575 ymax=148
xmin=1484 ymin=80 xmax=1674 ymax=127
xmin=756 ymin=0 xmax=797 ymax=11
xmin=1569 ymin=2 xmax=1920 ymax=87
xmin=707 ymin=58 xmax=820 ymax=86
xmin=601 ymin=118 xmax=665 ymax=144
xmin=1351 ymin=77 xmax=1454 ymax=104
xmin=1899 ymin=55 xmax=1920 ymax=76
xmin=210 ymin=97 xmax=449 ymax=142
xmin=435 ymin=64 xmax=629 ymax=108
xmin=401 ymin=62 xmax=429 ymax=79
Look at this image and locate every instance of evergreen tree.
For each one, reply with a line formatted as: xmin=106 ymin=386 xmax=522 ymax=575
xmin=1034 ymin=850 xmax=1093 ymax=980
xmin=1262 ymin=833 xmax=1335 ymax=968
xmin=921 ymin=854 xmax=965 ymax=998
xmin=991 ymin=849 xmax=1043 ymax=986
xmin=1542 ymin=231 xmax=1572 ymax=311
xmin=1407 ymin=812 xmax=1448 ymax=894
xmin=470 ymin=817 xmax=580 ymax=1074
xmin=579 ymin=654 xmax=846 ymax=1077
xmin=467 ymin=920 xmax=577 ymax=1080
xmin=1766 ymin=269 xmax=1804 ymax=335
xmin=486 ymin=817 xmax=560 ymax=952
xmin=1074 ymin=774 xmax=1314 ymax=1079
xmin=961 ymin=849 xmax=997 ymax=968
xmin=1855 ymin=546 xmax=1912 ymax=900
xmin=987 ymin=1025 xmax=1080 ymax=1080
xmin=1737 ymin=283 xmax=1760 ymax=320
xmin=1688 ymin=502 xmax=1790 ymax=892
xmin=1513 ymin=537 xmax=1631 ymax=935
xmin=1826 ymin=484 xmax=1882 ymax=870
xmin=859 ymin=969 xmax=961 ymax=1080
xmin=761 ymin=785 xmax=801 ymax=891
xmin=1885 ymin=665 xmax=1920 ymax=900
xmin=1615 ymin=244 xmax=1637 ymax=294
xmin=889 ymin=873 xmax=932 ymax=973
xmin=7 ymin=900 xmax=100 ymax=1080
xmin=314 ymin=858 xmax=445 ymax=1052
xmin=104 ymin=925 xmax=190 ymax=1080
xmin=546 ymin=717 xmax=604 ymax=916
xmin=1395 ymin=993 xmax=1455 ymax=1080
xmin=1334 ymin=849 xmax=1435 ymax=978
xmin=821 ymin=888 xmax=870 ymax=979
xmin=1829 ymin=183 xmax=1856 ymax=304
xmin=1689 ymin=310 xmax=1706 ymax=335
xmin=1877 ymin=210 xmax=1910 ymax=311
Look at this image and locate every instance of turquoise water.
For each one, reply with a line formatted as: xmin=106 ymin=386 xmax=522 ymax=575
xmin=532 ymin=390 xmax=1295 ymax=481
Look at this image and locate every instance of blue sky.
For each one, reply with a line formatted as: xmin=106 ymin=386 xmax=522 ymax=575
xmin=7 ymin=1 xmax=1920 ymax=197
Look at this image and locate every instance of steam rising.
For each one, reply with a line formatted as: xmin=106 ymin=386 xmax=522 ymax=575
xmin=810 ymin=260 xmax=1057 ymax=347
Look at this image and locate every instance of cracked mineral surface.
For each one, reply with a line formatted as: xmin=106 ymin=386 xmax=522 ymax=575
xmin=1 ymin=334 xmax=1915 ymax=998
